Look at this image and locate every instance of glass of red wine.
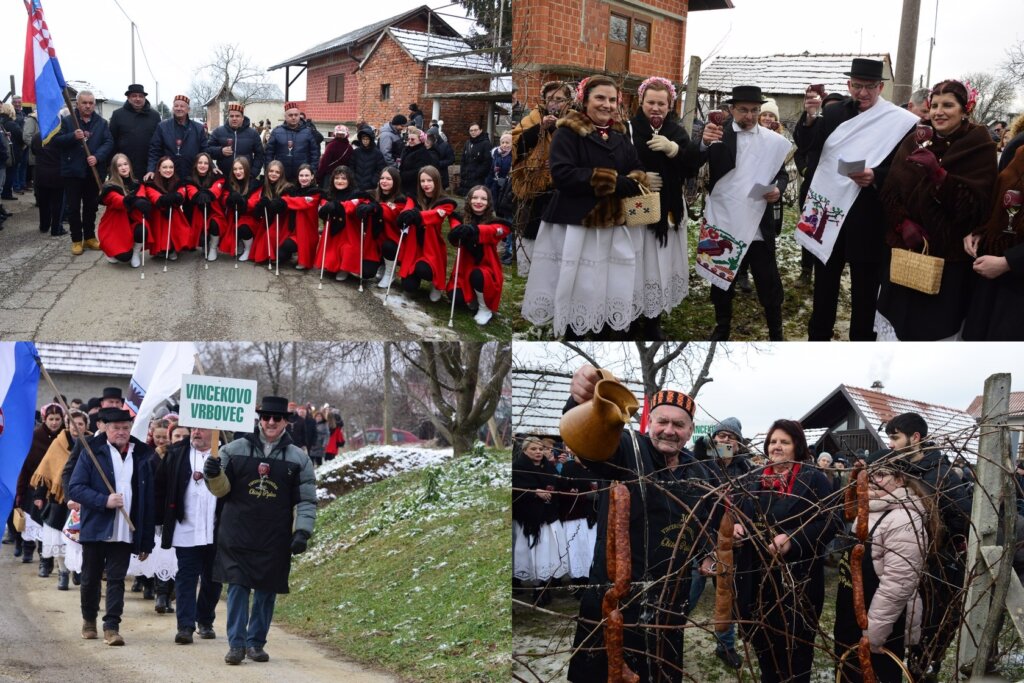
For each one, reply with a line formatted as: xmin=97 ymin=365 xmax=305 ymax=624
xmin=708 ymin=111 xmax=725 ymax=144
xmin=1004 ymin=189 xmax=1022 ymax=234
xmin=914 ymin=124 xmax=933 ymax=149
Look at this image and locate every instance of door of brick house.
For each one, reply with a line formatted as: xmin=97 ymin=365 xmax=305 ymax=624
xmin=606 ymin=13 xmax=630 ymax=73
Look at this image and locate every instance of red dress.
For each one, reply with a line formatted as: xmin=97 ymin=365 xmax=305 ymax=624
xmin=141 ymin=182 xmax=191 ymax=255
xmin=281 ymin=185 xmax=322 ymax=269
xmin=313 ymin=195 xmax=360 ymax=273
xmin=380 ymin=196 xmax=414 ymax=246
xmin=399 ymin=198 xmax=455 ymax=290
xmin=217 ymin=180 xmax=258 ymax=256
xmin=446 ymin=219 xmax=509 ymax=311
xmin=98 ymin=184 xmax=148 ymax=258
xmin=339 ymin=198 xmax=384 ymax=276
xmin=181 ymin=177 xmax=226 ymax=251
xmin=248 ymin=187 xmax=291 ymax=264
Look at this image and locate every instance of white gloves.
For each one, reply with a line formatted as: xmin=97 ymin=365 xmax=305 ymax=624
xmin=645 ymin=171 xmax=663 ymax=192
xmin=647 ymin=134 xmax=679 ymax=158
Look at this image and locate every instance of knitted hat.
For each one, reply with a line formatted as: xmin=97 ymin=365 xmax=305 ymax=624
xmin=227 ymin=102 xmax=244 ymax=113
xmin=284 ymin=101 xmax=300 ymax=112
xmin=760 ymin=98 xmax=780 ymax=119
xmin=712 ymin=417 xmax=743 ymax=440
xmin=650 ymin=389 xmax=695 ymax=419
xmin=173 ymin=94 xmax=190 ymax=105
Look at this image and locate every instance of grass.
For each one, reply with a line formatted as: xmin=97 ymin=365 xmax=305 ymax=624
xmin=507 ymin=204 xmax=854 ymax=341
xmin=274 ymin=447 xmax=512 ymax=683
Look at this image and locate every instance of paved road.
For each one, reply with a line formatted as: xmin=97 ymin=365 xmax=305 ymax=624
xmin=0 ymin=200 xmax=456 ymax=341
xmin=0 ymin=545 xmax=400 ymax=683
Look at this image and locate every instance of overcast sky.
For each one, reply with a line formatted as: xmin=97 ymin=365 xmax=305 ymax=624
xmin=515 ymin=342 xmax=1024 ymax=438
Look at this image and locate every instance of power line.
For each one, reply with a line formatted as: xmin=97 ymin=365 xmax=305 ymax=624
xmin=108 ymin=0 xmax=157 ymax=84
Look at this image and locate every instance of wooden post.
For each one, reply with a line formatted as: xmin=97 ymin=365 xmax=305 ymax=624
xmin=958 ymin=372 xmax=1012 ymax=670
xmin=681 ymin=56 xmax=701 ymax=137
xmin=192 ymin=354 xmax=222 ymax=459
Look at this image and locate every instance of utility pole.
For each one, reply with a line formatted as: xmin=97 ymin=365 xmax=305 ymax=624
xmin=893 ymin=0 xmax=921 ymax=106
xmin=925 ymin=0 xmax=939 ymax=89
xmin=130 ymin=22 xmax=136 ymax=83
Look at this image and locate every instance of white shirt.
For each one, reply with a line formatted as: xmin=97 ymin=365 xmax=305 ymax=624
xmin=172 ymin=447 xmax=217 ymax=547
xmin=108 ymin=443 xmax=134 ymax=544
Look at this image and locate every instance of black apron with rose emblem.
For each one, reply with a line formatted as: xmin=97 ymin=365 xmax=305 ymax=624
xmin=213 ymin=443 xmax=300 ymax=593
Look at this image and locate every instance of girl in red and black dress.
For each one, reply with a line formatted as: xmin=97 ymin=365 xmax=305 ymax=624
xmin=221 ymin=157 xmax=259 ymax=261
xmin=142 ymin=156 xmax=190 ymax=260
xmin=314 ymin=166 xmax=360 ymax=280
xmin=397 ymin=165 xmax=453 ymax=301
xmin=374 ymin=166 xmax=414 ymax=289
xmin=98 ymin=153 xmax=152 ymax=268
xmin=446 ymin=185 xmax=509 ymax=325
xmin=248 ymin=160 xmax=292 ymax=265
xmin=279 ymin=164 xmax=322 ymax=270
xmin=181 ymin=152 xmax=226 ymax=261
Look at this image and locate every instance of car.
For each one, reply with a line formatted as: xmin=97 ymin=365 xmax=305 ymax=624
xmin=349 ymin=427 xmax=422 ymax=448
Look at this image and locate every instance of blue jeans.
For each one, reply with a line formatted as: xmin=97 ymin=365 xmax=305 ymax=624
xmin=226 ymin=583 xmax=277 ymax=649
xmin=175 ymin=544 xmax=222 ymax=631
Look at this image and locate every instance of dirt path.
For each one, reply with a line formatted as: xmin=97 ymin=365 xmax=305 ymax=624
xmin=0 ymin=547 xmax=400 ymax=683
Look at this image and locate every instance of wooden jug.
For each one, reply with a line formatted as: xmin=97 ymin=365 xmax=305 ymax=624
xmin=560 ymin=369 xmax=639 ymax=462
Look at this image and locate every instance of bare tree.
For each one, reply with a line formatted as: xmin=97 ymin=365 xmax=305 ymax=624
xmin=396 ymin=342 xmax=512 ymax=456
xmin=189 ymin=44 xmax=280 ymax=124
xmin=961 ymin=71 xmax=1018 ymax=124
xmin=1005 ymin=40 xmax=1024 ymax=85
xmin=552 ymin=342 xmax=720 ymax=399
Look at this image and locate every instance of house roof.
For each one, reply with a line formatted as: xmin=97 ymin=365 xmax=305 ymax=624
xmin=268 ymin=5 xmax=460 ymax=71
xmin=64 ymin=80 xmax=106 ymax=101
xmin=966 ymin=391 xmax=1024 ymax=419
xmin=699 ymin=52 xmax=892 ymax=96
xmin=369 ymin=27 xmax=495 ymax=73
xmin=36 ymin=342 xmax=139 ymax=377
xmin=512 ymin=368 xmax=643 ymax=439
xmin=202 ymin=82 xmax=285 ymax=108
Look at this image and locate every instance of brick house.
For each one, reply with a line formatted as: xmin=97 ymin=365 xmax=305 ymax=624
xmin=268 ymin=5 xmax=498 ymax=156
xmin=512 ymin=0 xmax=731 ymax=112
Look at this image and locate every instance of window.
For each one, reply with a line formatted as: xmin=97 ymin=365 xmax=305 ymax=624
xmin=609 ymin=14 xmax=629 ymax=43
xmin=328 ymin=74 xmax=345 ymax=103
xmin=380 ymin=83 xmax=391 ymax=101
xmin=606 ymin=12 xmax=653 ymax=72
xmin=632 ymin=20 xmax=650 ymax=52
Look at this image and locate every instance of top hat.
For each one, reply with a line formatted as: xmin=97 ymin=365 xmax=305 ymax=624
xmin=844 ymin=58 xmax=888 ymax=81
xmin=124 ymin=84 xmax=148 ymax=97
xmin=97 ymin=407 xmax=132 ymax=423
xmin=256 ymin=396 xmax=291 ymax=417
xmin=102 ymin=387 xmax=124 ymax=400
xmin=724 ymin=85 xmax=768 ymax=105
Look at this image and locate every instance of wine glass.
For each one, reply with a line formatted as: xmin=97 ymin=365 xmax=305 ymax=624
xmin=288 ymin=139 xmax=294 ymax=156
xmin=914 ymin=124 xmax=933 ymax=149
xmin=1003 ymin=189 xmax=1022 ymax=235
xmin=175 ymin=138 xmax=182 ymax=155
xmin=708 ymin=111 xmax=726 ymax=145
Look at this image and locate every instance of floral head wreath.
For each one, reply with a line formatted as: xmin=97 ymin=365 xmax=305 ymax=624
xmin=40 ymin=402 xmax=66 ymax=418
xmin=637 ymin=76 xmax=677 ymax=105
xmin=574 ymin=77 xmax=591 ymax=105
xmin=961 ymin=80 xmax=979 ymax=114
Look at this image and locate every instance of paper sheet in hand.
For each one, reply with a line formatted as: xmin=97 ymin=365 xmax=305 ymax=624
xmin=837 ymin=158 xmax=866 ymax=175
xmin=748 ymin=183 xmax=776 ymax=199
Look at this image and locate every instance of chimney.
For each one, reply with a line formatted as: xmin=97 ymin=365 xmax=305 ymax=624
xmin=870 ymin=381 xmax=884 ymax=390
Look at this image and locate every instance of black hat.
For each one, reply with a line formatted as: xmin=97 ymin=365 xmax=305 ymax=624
xmin=391 ymin=114 xmax=408 ymax=126
xmin=124 ymin=84 xmax=148 ymax=97
xmin=724 ymin=85 xmax=767 ymax=105
xmin=97 ymin=407 xmax=132 ymax=423
xmin=102 ymin=387 xmax=123 ymax=400
xmin=255 ymin=395 xmax=290 ymax=417
xmin=823 ymin=92 xmax=846 ymax=106
xmin=844 ymin=58 xmax=888 ymax=81
xmin=86 ymin=397 xmax=102 ymax=411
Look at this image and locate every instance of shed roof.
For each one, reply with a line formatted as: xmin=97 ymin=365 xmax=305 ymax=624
xmin=966 ymin=391 xmax=1024 ymax=419
xmin=362 ymin=27 xmax=495 ymax=73
xmin=512 ymin=368 xmax=643 ymax=439
xmin=699 ymin=52 xmax=892 ymax=96
xmin=36 ymin=342 xmax=139 ymax=377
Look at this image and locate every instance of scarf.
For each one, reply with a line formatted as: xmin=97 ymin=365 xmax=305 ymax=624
xmin=29 ymin=429 xmax=80 ymax=504
xmin=509 ymin=107 xmax=554 ymax=200
xmin=697 ymin=125 xmax=792 ymax=290
xmin=795 ymin=98 xmax=919 ymax=263
xmin=761 ymin=462 xmax=801 ymax=494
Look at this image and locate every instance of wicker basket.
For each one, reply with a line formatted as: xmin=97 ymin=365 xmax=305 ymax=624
xmin=889 ymin=239 xmax=943 ymax=295
xmin=622 ymin=184 xmax=661 ymax=228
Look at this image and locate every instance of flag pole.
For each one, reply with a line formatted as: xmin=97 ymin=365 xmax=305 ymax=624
xmin=192 ymin=354 xmax=221 ymax=460
xmin=33 ymin=356 xmax=135 ymax=532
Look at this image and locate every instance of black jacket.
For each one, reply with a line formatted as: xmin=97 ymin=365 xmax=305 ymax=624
xmin=898 ymin=446 xmax=972 ymax=550
xmin=1 ymin=115 xmax=24 ymax=157
xmin=109 ymin=100 xmax=160 ymax=179
xmin=148 ymin=116 xmax=208 ymax=178
xmin=804 ymin=97 xmax=913 ymax=262
xmin=31 ymin=133 xmax=62 ymax=189
xmin=793 ymin=111 xmax=821 ymax=205
xmin=701 ymin=119 xmax=790 ymax=239
xmin=207 ymin=116 xmax=265 ymax=177
xmin=433 ymin=138 xmax=455 ymax=188
xmin=399 ymin=144 xmax=440 ymax=197
xmin=459 ymin=132 xmax=493 ymax=192
xmin=154 ymin=439 xmax=222 ymax=549
xmin=53 ymin=111 xmax=114 ymax=179
xmin=628 ymin=110 xmax=701 ymax=239
xmin=352 ymin=126 xmax=387 ymax=191
xmin=266 ymin=123 xmax=321 ymax=181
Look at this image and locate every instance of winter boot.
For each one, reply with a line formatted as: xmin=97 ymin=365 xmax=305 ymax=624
xmin=57 ymin=570 xmax=70 ymax=590
xmin=473 ymin=291 xmax=493 ymax=326
xmin=377 ymin=259 xmax=396 ymax=288
xmin=155 ymin=579 xmax=170 ymax=613
xmin=71 ymin=571 xmax=81 ymax=586
xmin=13 ymin=536 xmax=22 ymax=557
xmin=238 ymin=238 xmax=253 ymax=262
xmin=335 ymin=270 xmax=349 ymax=281
xmin=207 ymin=236 xmax=220 ymax=261
xmin=142 ymin=577 xmax=154 ymax=600
xmin=130 ymin=243 xmax=143 ymax=268
xmin=428 ymin=286 xmax=443 ymax=302
xmin=38 ymin=556 xmax=54 ymax=578
xmin=21 ymin=542 xmax=34 ymax=564
xmin=167 ymin=250 xmax=178 ymax=261
xmin=131 ymin=576 xmax=143 ymax=592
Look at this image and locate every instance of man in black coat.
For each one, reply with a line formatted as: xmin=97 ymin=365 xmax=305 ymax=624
xmin=207 ymin=102 xmax=264 ymax=178
xmin=109 ymin=84 xmax=160 ymax=180
xmin=459 ymin=123 xmax=493 ymax=195
xmin=146 ymin=95 xmax=208 ymax=181
xmin=351 ymin=125 xmax=386 ymax=192
xmin=802 ymin=59 xmax=914 ymax=340
xmin=700 ymin=85 xmax=789 ymax=341
xmin=880 ymin=412 xmax=972 ymax=682
xmin=155 ymin=427 xmax=223 ymax=644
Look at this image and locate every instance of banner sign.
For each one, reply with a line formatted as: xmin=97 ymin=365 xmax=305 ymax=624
xmin=179 ymin=374 xmax=257 ymax=431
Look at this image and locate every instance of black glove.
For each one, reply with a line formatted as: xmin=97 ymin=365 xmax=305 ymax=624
xmin=328 ymin=214 xmax=345 ymax=235
xmin=202 ymin=457 xmax=221 ymax=478
xmin=269 ymin=197 xmax=287 ymax=214
xmin=615 ymin=175 xmax=640 ymax=197
xmin=134 ymin=197 xmax=153 ymax=214
xmin=290 ymin=530 xmax=310 ymax=555
xmin=398 ymin=209 xmax=421 ymax=229
xmin=255 ymin=196 xmax=271 ymax=213
xmin=448 ymin=211 xmax=464 ymax=225
xmin=355 ymin=201 xmax=378 ymax=221
xmin=172 ymin=193 xmax=184 ymax=206
xmin=156 ymin=194 xmax=174 ymax=208
xmin=122 ymin=194 xmax=136 ymax=211
xmin=448 ymin=224 xmax=478 ymax=247
xmin=193 ymin=190 xmax=213 ymax=207
xmin=227 ymin=191 xmax=246 ymax=210
xmin=318 ymin=202 xmax=334 ymax=220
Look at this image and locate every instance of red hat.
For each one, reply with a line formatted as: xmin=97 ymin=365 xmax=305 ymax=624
xmin=174 ymin=94 xmax=190 ymax=105
xmin=650 ymin=389 xmax=695 ymax=418
xmin=284 ymin=101 xmax=300 ymax=112
xmin=227 ymin=102 xmax=244 ymax=113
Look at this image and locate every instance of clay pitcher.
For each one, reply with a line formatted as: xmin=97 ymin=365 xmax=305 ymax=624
xmin=560 ymin=369 xmax=639 ymax=462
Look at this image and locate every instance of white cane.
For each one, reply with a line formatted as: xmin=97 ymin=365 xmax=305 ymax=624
xmin=448 ymin=245 xmax=461 ymax=328
xmin=383 ymin=229 xmax=406 ymax=306
xmin=263 ymin=207 xmax=272 ymax=271
xmin=163 ymin=206 xmax=172 ymax=272
xmin=203 ymin=204 xmax=208 ymax=270
xmin=140 ymin=217 xmax=146 ymax=280
xmin=318 ymin=219 xmax=330 ymax=290
xmin=275 ymin=215 xmax=280 ymax=277
xmin=233 ymin=209 xmax=239 ymax=268
xmin=358 ymin=218 xmax=365 ymax=292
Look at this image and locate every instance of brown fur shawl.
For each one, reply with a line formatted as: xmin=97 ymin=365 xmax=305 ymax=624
xmin=978 ymin=144 xmax=1024 ymax=255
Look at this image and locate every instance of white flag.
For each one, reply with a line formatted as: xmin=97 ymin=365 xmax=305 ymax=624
xmin=128 ymin=343 xmax=197 ymax=442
